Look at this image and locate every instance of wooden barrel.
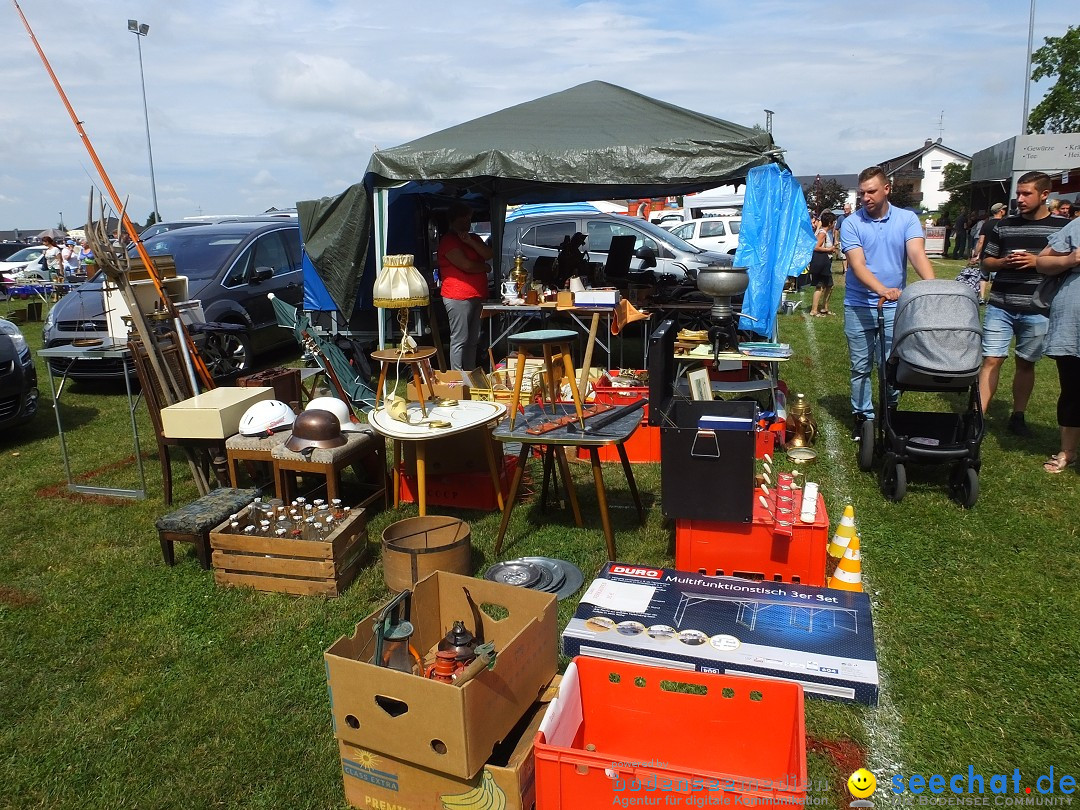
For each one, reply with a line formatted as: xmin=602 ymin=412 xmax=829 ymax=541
xmin=381 ymin=517 xmax=472 ymax=592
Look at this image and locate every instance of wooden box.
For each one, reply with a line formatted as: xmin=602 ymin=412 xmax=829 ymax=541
xmin=209 ymin=506 xmax=369 ymax=596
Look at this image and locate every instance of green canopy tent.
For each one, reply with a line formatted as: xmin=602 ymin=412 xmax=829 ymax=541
xmin=298 ymin=80 xmax=784 ymax=345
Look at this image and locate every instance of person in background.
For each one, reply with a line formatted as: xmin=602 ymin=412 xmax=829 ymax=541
xmin=1035 ymin=215 xmax=1080 ymax=472
xmin=835 ymin=203 xmax=852 ymax=273
xmin=61 ymin=239 xmax=81 ymax=280
xmin=78 ymin=238 xmax=94 ymax=275
xmin=1058 ymin=200 xmax=1073 ymax=219
xmin=971 ymin=202 xmax=1008 ymax=303
xmin=438 ymin=201 xmax=492 ymax=371
xmin=978 ymin=171 xmax=1067 ymax=436
xmin=40 ymin=236 xmax=62 ymax=281
xmin=809 ymin=210 xmax=837 ymax=317
xmin=951 ymin=209 xmax=968 ymax=259
xmin=840 ymin=166 xmax=935 ymax=440
xmin=1048 ymin=199 xmax=1060 ymax=215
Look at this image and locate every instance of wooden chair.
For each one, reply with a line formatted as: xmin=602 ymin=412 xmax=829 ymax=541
xmin=129 ymin=337 xmax=227 ymax=505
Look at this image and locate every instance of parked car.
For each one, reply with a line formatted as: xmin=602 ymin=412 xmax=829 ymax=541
xmin=0 ymin=242 xmax=31 ymax=261
xmin=0 ymin=246 xmax=47 ymax=280
xmin=669 ymin=217 xmax=741 ymax=255
xmin=649 ymin=210 xmax=684 ymax=227
xmin=501 ymin=212 xmax=732 ymax=284
xmin=43 ymin=221 xmax=304 ymax=379
xmin=0 ymin=318 xmax=39 ymax=430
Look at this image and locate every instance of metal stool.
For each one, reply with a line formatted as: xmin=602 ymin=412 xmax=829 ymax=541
xmin=506 ymin=329 xmax=585 ymax=430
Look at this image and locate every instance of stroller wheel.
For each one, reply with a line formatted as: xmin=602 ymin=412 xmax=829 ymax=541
xmin=857 ymin=418 xmax=875 ymax=472
xmin=950 ymin=465 xmax=979 ymax=509
xmin=879 ymin=453 xmax=906 ymax=502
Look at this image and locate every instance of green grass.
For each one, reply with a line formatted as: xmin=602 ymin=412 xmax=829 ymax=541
xmin=2 ymin=267 xmax=1079 ymax=809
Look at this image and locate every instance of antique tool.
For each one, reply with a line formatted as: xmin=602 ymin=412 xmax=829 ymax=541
xmin=438 ymin=621 xmax=478 ymax=664
xmin=372 ymin=590 xmax=418 ymax=673
xmin=565 ymin=398 xmax=646 ymax=434
xmin=452 ymin=642 xmax=497 ymax=687
xmin=525 ymin=402 xmax=615 ymax=435
xmin=696 ymin=264 xmax=750 ymax=359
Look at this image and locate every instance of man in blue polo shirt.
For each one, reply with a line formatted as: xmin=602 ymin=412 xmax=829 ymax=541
xmin=840 ymin=166 xmax=936 ymax=439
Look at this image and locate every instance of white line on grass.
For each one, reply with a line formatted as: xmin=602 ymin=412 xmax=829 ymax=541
xmin=801 ymin=314 xmax=904 ymax=799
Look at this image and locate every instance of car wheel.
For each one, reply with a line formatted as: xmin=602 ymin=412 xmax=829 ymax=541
xmin=201 ymin=329 xmax=251 ymax=380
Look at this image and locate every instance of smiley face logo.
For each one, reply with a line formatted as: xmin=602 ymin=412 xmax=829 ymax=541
xmin=848 ymin=768 xmax=877 ymax=799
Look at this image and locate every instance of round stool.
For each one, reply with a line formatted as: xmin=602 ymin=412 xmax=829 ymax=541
xmin=506 ymin=329 xmax=585 ymax=429
xmin=372 ymin=346 xmax=437 ymax=416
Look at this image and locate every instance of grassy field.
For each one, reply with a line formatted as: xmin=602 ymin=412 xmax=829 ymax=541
xmin=1 ymin=262 xmax=1078 ymax=809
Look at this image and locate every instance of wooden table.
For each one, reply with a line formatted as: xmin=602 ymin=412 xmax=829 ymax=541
xmin=368 ymin=400 xmax=507 ymax=516
xmin=491 ymin=402 xmax=645 ymax=560
xmin=372 ymin=346 xmax=437 ymax=416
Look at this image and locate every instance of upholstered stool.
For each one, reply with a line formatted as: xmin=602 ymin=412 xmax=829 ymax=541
xmin=506 ymin=329 xmax=585 ymax=429
xmin=225 ymin=430 xmax=292 ymax=489
xmin=155 ymin=487 xmax=257 ymax=569
xmin=271 ymin=428 xmax=387 ymax=508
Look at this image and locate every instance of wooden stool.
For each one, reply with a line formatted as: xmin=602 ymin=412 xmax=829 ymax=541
xmin=506 ymin=329 xmax=586 ymax=430
xmin=271 ymin=429 xmax=387 ymax=509
xmin=225 ymin=431 xmax=292 ymax=489
xmin=372 ymin=347 xmax=438 ymax=416
xmin=155 ymin=487 xmax=257 ymax=569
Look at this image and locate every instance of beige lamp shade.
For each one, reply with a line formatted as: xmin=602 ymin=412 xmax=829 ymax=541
xmin=373 ymin=254 xmax=430 ymax=309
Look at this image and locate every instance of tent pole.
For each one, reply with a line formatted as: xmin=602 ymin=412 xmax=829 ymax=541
xmin=374 ymin=187 xmax=388 ymax=349
xmin=490 ymin=197 xmax=507 ymax=287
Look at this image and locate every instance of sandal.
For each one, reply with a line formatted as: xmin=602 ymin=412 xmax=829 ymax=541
xmin=1043 ymin=452 xmax=1076 ymax=474
xmin=811 ymin=312 xmax=826 ymax=318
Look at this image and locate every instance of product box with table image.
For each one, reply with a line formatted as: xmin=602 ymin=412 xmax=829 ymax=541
xmin=324 ymin=570 xmax=559 ymax=779
xmin=337 ymin=680 xmax=559 ymax=810
xmin=562 ymin=562 xmax=879 ymax=705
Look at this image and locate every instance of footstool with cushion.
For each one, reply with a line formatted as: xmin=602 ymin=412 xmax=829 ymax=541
xmin=155 ymin=487 xmax=258 ymax=569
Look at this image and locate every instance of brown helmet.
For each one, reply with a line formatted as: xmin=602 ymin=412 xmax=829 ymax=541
xmin=285 ymin=409 xmax=347 ymax=452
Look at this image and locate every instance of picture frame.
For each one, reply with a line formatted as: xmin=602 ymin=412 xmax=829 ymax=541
xmin=687 ymin=367 xmax=712 ymax=402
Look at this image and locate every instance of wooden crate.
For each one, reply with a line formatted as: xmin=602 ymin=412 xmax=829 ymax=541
xmin=209 ymin=507 xmax=369 ymax=597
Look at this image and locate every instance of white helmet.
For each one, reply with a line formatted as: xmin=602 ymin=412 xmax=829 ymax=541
xmin=305 ymin=396 xmax=362 ymax=432
xmin=239 ymin=399 xmax=296 ymax=437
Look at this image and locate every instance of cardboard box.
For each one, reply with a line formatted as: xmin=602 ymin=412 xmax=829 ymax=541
xmin=573 ymin=288 xmax=620 ymax=307
xmin=407 ymin=369 xmax=471 ymax=402
xmin=338 ymin=687 xmax=558 ymax=810
xmin=401 ymin=428 xmax=497 ymax=475
xmin=562 ymin=562 xmax=879 ymax=705
xmin=325 ymin=571 xmax=559 ymax=778
xmin=160 ymin=385 xmax=274 ymax=439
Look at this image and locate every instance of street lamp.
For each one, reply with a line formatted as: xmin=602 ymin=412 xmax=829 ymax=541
xmin=128 ymin=19 xmax=160 ymax=223
xmin=764 ymin=109 xmax=774 ymax=134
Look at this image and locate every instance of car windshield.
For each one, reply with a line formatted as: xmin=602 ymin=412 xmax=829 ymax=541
xmin=129 ymin=230 xmax=248 ymax=281
xmin=4 ymin=247 xmax=43 ymax=263
xmin=633 ymin=218 xmax=704 ymax=253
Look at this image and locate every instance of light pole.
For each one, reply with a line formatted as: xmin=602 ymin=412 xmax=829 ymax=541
xmin=128 ymin=19 xmax=160 ymax=223
xmin=764 ymin=109 xmax=774 ymax=135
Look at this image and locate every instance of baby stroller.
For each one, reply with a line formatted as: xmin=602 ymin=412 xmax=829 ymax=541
xmin=857 ymin=280 xmax=985 ymax=507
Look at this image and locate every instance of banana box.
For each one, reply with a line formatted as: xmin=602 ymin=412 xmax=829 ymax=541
xmin=338 ymin=686 xmax=557 ymax=810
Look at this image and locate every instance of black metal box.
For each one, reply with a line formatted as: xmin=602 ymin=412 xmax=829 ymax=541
xmin=659 ymin=399 xmax=755 ymax=522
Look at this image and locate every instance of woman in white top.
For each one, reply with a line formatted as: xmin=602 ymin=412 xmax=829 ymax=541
xmin=809 ymin=211 xmax=837 ymax=317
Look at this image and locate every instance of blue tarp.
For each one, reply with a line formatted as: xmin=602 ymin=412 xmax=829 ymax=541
xmin=301 ymin=247 xmax=338 ymax=312
xmin=734 ymin=164 xmax=815 ymax=340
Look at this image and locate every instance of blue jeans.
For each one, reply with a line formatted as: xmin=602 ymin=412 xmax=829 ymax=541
xmin=844 ymin=306 xmax=895 ymax=418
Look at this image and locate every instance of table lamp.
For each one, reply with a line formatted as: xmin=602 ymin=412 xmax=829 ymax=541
xmin=373 ymin=254 xmax=429 ymax=352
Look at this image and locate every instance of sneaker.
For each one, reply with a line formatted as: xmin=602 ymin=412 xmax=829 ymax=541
xmin=1006 ymin=412 xmax=1032 ymax=437
xmin=852 ymin=413 xmax=869 ymax=441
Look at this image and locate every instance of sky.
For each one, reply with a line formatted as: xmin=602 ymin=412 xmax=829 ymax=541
xmin=0 ymin=0 xmax=1075 ymax=234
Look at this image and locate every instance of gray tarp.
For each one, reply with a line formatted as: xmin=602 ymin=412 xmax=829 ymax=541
xmin=298 ymin=81 xmax=782 ymax=317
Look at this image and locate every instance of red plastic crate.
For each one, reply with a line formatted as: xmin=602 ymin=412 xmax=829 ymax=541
xmin=755 ymin=427 xmax=775 ymax=459
xmin=675 ymin=492 xmax=829 ymax=586
xmin=397 ymin=455 xmax=517 ymax=511
xmin=534 ymin=656 xmax=806 ymax=810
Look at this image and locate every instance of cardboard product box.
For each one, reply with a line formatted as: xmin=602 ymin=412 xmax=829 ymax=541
xmin=160 ymin=385 xmax=274 ymax=439
xmin=407 ymin=369 xmax=471 ymax=402
xmin=338 ymin=685 xmax=558 ymax=810
xmin=401 ymin=429 xmax=496 ymax=476
xmin=562 ymin=562 xmax=879 ymax=705
xmin=573 ymin=288 xmax=620 ymax=307
xmin=325 ymin=571 xmax=559 ymax=778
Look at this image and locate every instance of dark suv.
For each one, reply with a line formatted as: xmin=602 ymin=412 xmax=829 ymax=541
xmin=43 ymin=221 xmax=303 ymax=378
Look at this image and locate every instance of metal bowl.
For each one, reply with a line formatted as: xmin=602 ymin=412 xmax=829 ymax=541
xmin=787 ymin=447 xmax=818 ymax=464
xmin=696 ymin=265 xmax=749 ymax=298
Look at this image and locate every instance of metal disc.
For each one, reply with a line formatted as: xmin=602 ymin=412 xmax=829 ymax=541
xmin=485 ymin=561 xmax=543 ymax=589
xmin=521 ymin=557 xmax=566 ymax=593
xmin=523 ymin=556 xmax=584 ymax=601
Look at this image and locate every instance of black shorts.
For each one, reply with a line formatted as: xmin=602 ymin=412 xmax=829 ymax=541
xmin=809 ymin=253 xmax=834 ymax=287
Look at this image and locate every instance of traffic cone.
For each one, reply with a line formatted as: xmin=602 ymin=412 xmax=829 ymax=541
xmin=828 ymin=535 xmax=863 ymax=591
xmin=827 ymin=505 xmax=858 ymax=558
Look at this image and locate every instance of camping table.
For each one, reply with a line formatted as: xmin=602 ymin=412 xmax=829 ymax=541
xmin=672 ymin=591 xmax=859 ymax=633
xmin=38 ymin=341 xmax=147 ymax=499
xmin=492 ymin=402 xmax=645 ymax=561
xmin=368 ymin=400 xmax=507 ymax=516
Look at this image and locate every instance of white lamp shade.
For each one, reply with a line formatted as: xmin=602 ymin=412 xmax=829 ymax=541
xmin=373 ymin=254 xmax=429 ymax=308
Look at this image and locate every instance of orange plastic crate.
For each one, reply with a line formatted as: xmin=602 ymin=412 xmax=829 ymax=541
xmin=675 ymin=492 xmax=829 ymax=586
xmin=534 ymin=657 xmax=806 ymax=809
xmin=397 ymin=455 xmax=517 ymax=511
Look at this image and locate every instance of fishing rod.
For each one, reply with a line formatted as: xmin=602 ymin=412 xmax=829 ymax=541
xmin=12 ymin=0 xmax=215 ymax=391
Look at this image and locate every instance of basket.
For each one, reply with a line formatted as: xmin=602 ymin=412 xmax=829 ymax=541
xmin=381 ymin=516 xmax=472 ymax=592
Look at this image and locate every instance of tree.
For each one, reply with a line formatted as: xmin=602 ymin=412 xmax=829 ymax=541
xmin=888 ymin=184 xmax=920 ymax=211
xmin=938 ymin=162 xmax=972 ymax=222
xmin=802 ymin=178 xmax=849 ymax=213
xmin=143 ymin=211 xmax=160 ymax=228
xmin=1028 ymin=25 xmax=1080 ymax=134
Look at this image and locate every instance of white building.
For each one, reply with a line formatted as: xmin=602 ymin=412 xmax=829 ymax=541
xmin=879 ymin=138 xmax=970 ymax=213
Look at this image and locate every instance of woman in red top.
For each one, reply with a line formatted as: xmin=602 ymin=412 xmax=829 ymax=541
xmin=438 ymin=201 xmax=492 ymax=370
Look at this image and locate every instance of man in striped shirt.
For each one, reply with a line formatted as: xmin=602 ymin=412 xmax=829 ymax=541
xmin=978 ymin=171 xmax=1068 ymax=435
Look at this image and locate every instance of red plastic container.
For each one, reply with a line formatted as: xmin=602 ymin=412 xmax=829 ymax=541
xmin=534 ymin=656 xmax=806 ymax=809
xmin=675 ymin=492 xmax=829 ymax=586
xmin=577 ymin=376 xmax=661 ymax=463
xmin=397 ymin=455 xmax=517 ymax=511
